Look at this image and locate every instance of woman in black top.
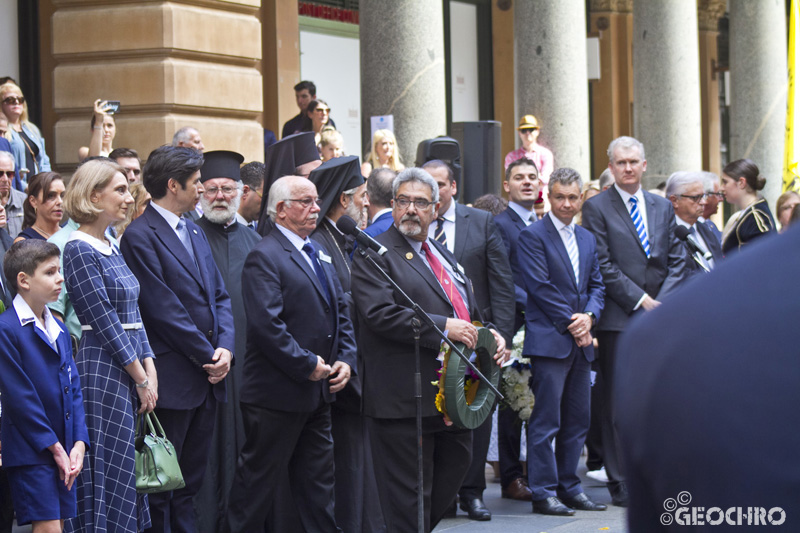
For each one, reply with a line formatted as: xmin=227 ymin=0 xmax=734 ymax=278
xmin=720 ymin=158 xmax=776 ymax=255
xmin=13 ymin=171 xmax=65 ymax=242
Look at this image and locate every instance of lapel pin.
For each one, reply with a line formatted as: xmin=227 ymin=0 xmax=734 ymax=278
xmin=406 ymin=252 xmax=413 ymax=260
xmin=192 ymin=229 xmax=197 ymax=234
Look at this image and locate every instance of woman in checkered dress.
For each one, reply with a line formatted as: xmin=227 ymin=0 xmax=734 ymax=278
xmin=62 ymin=160 xmax=158 ymax=533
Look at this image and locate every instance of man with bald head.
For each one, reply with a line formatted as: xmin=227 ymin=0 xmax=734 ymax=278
xmin=0 ymin=151 xmax=25 ymax=239
xmin=226 ymin=176 xmax=357 ymax=532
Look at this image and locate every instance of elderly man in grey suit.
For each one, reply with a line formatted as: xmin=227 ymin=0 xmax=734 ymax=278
xmin=581 ymin=136 xmax=685 ymax=508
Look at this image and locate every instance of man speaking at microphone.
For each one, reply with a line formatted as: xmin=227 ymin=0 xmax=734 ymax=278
xmin=351 ymin=168 xmax=506 ymax=533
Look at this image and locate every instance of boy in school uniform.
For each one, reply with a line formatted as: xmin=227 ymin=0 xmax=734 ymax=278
xmin=0 ymin=240 xmax=89 ymax=532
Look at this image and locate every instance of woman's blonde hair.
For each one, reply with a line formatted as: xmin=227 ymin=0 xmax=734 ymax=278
xmin=0 ymin=82 xmax=29 ymax=124
xmin=367 ymin=129 xmax=403 ymax=171
xmin=64 ymin=159 xmax=127 ymax=224
xmin=117 ymin=182 xmax=150 ymax=236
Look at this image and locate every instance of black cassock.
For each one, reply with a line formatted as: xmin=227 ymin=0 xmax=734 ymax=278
xmin=193 ymin=218 xmax=260 ymax=533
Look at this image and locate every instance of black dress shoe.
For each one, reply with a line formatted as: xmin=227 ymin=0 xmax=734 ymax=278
xmin=532 ymin=496 xmax=576 ymax=516
xmin=459 ymin=497 xmax=492 ymax=521
xmin=563 ymin=493 xmax=607 ymax=511
xmin=610 ymin=483 xmax=629 ymax=507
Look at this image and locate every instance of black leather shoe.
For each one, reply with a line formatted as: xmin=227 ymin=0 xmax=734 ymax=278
xmin=563 ymin=493 xmax=607 ymax=511
xmin=610 ymin=483 xmax=629 ymax=507
xmin=532 ymin=496 xmax=576 ymax=516
xmin=459 ymin=497 xmax=492 ymax=521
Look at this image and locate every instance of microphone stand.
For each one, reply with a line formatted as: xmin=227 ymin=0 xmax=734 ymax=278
xmin=357 ymin=247 xmax=505 ymax=533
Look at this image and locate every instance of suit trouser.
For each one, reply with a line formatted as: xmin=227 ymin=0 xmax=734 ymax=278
xmin=597 ymin=331 xmax=626 ymax=495
xmin=368 ymin=416 xmax=471 ymax=533
xmin=226 ymin=402 xmax=339 ymax=533
xmin=498 ymin=404 xmax=525 ymax=487
xmin=458 ymin=405 xmax=494 ymax=500
xmin=145 ymin=394 xmax=217 ymax=533
xmin=526 ymin=348 xmax=591 ymax=500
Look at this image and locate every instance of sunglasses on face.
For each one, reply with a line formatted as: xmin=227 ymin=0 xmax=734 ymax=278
xmin=2 ymin=96 xmax=24 ymax=105
xmin=0 ymin=170 xmax=14 ymax=178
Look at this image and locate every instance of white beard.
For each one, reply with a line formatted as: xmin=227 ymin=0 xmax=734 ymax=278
xmin=200 ymin=193 xmax=241 ymax=225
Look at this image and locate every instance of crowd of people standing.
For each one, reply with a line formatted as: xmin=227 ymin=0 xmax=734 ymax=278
xmin=0 ymin=74 xmax=792 ymax=533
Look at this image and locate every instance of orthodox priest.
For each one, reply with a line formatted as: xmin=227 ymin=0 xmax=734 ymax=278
xmin=308 ymin=156 xmax=386 ymax=532
xmin=193 ymin=150 xmax=261 ymax=532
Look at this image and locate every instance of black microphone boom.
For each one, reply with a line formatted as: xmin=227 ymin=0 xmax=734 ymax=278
xmin=675 ymin=225 xmax=712 ymax=260
xmin=337 ymin=215 xmax=388 ymax=256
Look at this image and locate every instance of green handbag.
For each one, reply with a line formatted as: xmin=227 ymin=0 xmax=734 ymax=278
xmin=134 ymin=411 xmax=186 ymax=494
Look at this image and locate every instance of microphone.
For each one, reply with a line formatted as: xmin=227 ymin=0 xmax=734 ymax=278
xmin=675 ymin=226 xmax=712 ymax=260
xmin=337 ymin=215 xmax=388 ymax=256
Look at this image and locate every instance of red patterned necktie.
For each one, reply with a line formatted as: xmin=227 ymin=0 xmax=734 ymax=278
xmin=420 ymin=242 xmax=470 ymax=322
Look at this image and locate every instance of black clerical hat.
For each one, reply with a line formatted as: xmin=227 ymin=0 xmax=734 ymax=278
xmin=200 ymin=150 xmax=244 ymax=182
xmin=308 ymin=155 xmax=364 ymax=223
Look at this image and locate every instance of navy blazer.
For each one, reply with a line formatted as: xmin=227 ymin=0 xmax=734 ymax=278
xmin=0 ymin=308 xmax=89 ymax=467
xmin=364 ymin=211 xmax=394 ymax=239
xmin=680 ymin=221 xmax=723 ymax=275
xmin=494 ymin=207 xmax=530 ymax=332
xmin=120 ymin=204 xmax=235 ymax=410
xmin=240 ymin=227 xmax=357 ymax=413
xmin=517 ymin=215 xmax=604 ymax=361
xmin=582 ymin=187 xmax=686 ymax=331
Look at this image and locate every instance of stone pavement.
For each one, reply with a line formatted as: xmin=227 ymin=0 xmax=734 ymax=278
xmin=434 ymin=463 xmax=629 ymax=533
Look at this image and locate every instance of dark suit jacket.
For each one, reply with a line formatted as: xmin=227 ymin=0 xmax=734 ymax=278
xmin=581 ymin=187 xmax=685 ymax=331
xmin=679 ymin=221 xmax=723 ymax=275
xmin=517 ymin=215 xmax=604 ymax=361
xmin=494 ymin=207 xmax=530 ymax=332
xmin=0 ymin=308 xmax=89 ymax=467
xmin=240 ymin=227 xmax=357 ymax=413
xmin=0 ymin=230 xmax=12 ymax=306
xmin=351 ymin=225 xmax=486 ymax=419
xmin=616 ymin=223 xmax=800 ymax=532
xmin=453 ymin=203 xmax=515 ymax=343
xmin=120 ymin=204 xmax=235 ymax=409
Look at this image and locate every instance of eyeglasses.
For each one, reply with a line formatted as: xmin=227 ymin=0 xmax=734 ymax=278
xmin=314 ymin=108 xmax=330 ymax=114
xmin=0 ymin=170 xmax=14 ymax=178
xmin=394 ymin=197 xmax=433 ymax=210
xmin=287 ymin=197 xmax=319 ymax=208
xmin=204 ymin=186 xmax=238 ymax=197
xmin=679 ymin=193 xmax=707 ymax=203
xmin=2 ymin=96 xmax=24 ymax=105
xmin=707 ymin=192 xmax=724 ymax=199
xmin=519 ymin=128 xmax=539 ymax=134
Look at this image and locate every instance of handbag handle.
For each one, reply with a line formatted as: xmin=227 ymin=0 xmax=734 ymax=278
xmin=137 ymin=411 xmax=168 ymax=440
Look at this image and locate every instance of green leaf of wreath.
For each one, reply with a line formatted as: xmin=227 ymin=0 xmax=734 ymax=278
xmin=443 ymin=327 xmax=500 ymax=429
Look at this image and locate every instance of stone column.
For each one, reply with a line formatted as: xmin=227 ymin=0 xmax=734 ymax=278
xmin=729 ymin=0 xmax=787 ymax=208
xmin=633 ymin=0 xmax=702 ymax=188
xmin=697 ymin=0 xmax=726 ymax=176
xmin=515 ymin=0 xmax=591 ymax=180
xmin=49 ymin=0 xmax=264 ymax=169
xmin=261 ymin=0 xmax=301 ymax=139
xmin=360 ymin=1 xmax=446 ymax=165
xmin=589 ymin=0 xmax=633 ymax=177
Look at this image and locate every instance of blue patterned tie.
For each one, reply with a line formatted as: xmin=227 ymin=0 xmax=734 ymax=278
xmin=628 ymin=196 xmax=650 ymax=258
xmin=564 ymin=225 xmax=580 ymax=284
xmin=302 ymin=242 xmax=331 ymax=304
xmin=176 ymin=218 xmax=198 ymax=267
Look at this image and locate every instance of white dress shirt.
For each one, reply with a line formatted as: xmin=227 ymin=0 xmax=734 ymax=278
xmin=436 ymin=200 xmax=457 ymax=253
xmin=508 ymin=201 xmax=536 ymax=226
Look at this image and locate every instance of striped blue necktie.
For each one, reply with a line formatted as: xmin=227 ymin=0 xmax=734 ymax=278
xmin=628 ymin=196 xmax=651 ymax=258
xmin=564 ymin=225 xmax=580 ymax=284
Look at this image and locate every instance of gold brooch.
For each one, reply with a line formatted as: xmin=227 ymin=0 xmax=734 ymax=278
xmin=406 ymin=252 xmax=414 ymax=260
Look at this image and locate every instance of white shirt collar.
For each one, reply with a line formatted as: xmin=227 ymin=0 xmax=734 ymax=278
xmin=68 ymin=230 xmax=118 ymax=256
xmin=325 ymin=217 xmax=344 ymax=235
xmin=275 ymin=222 xmax=311 ymax=252
xmin=674 ymin=216 xmax=694 ymax=230
xmin=440 ymin=200 xmax=456 ymax=222
xmin=371 ymin=208 xmax=392 ymax=224
xmin=614 ymin=183 xmax=644 ymax=205
xmin=13 ymin=293 xmax=62 ymax=345
xmin=548 ymin=211 xmax=574 ymax=232
xmin=508 ymin=201 xmax=535 ymax=224
xmin=150 ymin=200 xmax=183 ymax=230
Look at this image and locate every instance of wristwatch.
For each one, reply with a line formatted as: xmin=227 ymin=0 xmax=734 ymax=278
xmin=136 ymin=378 xmax=150 ymax=389
xmin=585 ymin=312 xmax=596 ymax=326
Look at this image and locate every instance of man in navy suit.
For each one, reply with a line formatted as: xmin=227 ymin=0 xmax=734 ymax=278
xmin=364 ymin=167 xmax=397 ymax=238
xmin=120 ymin=145 xmax=235 ymax=533
xmin=581 ymin=136 xmax=685 ymax=507
xmin=616 ymin=225 xmax=800 ymax=531
xmin=517 ymin=168 xmax=606 ymax=516
xmin=492 ymin=157 xmax=541 ymax=501
xmin=665 ymin=171 xmax=723 ymax=274
xmin=226 ymin=176 xmax=356 ymax=532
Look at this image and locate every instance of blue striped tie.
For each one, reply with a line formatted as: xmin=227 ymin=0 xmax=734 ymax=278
xmin=564 ymin=225 xmax=580 ymax=284
xmin=628 ymin=196 xmax=651 ymax=258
